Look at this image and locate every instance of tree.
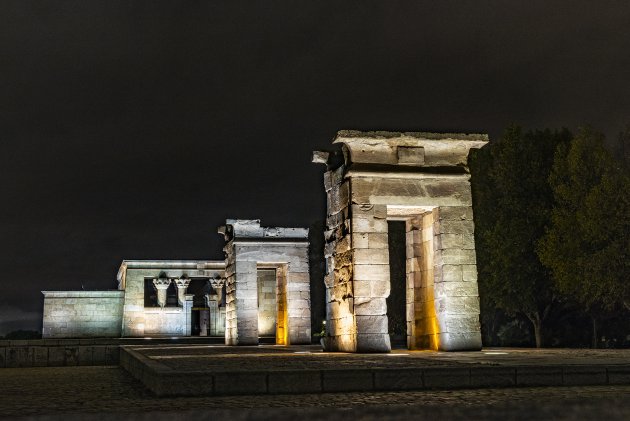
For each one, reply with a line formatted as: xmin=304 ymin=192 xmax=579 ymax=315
xmin=617 ymin=125 xmax=630 ymax=170
xmin=471 ymin=126 xmax=571 ymax=347
xmin=538 ymin=127 xmax=630 ymax=347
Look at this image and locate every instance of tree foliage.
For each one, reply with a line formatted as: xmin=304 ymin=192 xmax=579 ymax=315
xmin=538 ymin=127 xmax=630 ymax=316
xmin=471 ymin=126 xmax=571 ymax=347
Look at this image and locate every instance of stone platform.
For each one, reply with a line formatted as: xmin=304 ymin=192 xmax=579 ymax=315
xmin=0 ymin=336 xmax=278 ymax=368
xmin=120 ymin=345 xmax=630 ymax=396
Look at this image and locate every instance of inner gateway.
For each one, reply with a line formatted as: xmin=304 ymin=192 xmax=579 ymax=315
xmin=257 ymin=269 xmax=277 ymax=338
xmin=386 ymin=221 xmax=406 ymax=347
xmin=387 ymin=206 xmax=439 ymax=350
xmin=256 ymin=266 xmax=289 ymax=345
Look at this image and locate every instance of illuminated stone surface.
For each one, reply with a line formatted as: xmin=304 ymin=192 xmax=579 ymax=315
xmin=153 ymin=278 xmax=171 ymax=308
xmin=118 ymin=260 xmax=225 ymax=337
xmin=42 ymin=261 xmax=228 ymax=338
xmin=314 ymin=130 xmax=487 ymax=352
xmin=173 ymin=278 xmax=191 ymax=306
xmin=41 ymin=291 xmax=124 ymax=338
xmin=219 ymin=219 xmax=311 ymax=346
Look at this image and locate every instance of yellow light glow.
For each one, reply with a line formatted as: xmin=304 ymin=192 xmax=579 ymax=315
xmin=276 ymin=267 xmax=289 ymax=345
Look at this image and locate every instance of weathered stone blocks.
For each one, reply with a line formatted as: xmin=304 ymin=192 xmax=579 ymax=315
xmin=220 ymin=220 xmax=310 ymax=346
xmin=42 ymin=291 xmax=124 ymax=339
xmin=315 ymin=130 xmax=486 ymax=353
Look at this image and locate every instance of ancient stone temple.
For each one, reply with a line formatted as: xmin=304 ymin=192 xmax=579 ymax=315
xmin=117 ymin=260 xmax=226 ymax=337
xmin=219 ymin=219 xmax=311 ymax=345
xmin=42 ymin=260 xmax=227 ymax=338
xmin=42 ymin=219 xmax=311 ymax=346
xmin=313 ymin=130 xmax=487 ymax=353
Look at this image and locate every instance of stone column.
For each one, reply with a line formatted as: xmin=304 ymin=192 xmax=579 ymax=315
xmin=199 ymin=309 xmax=210 ymax=336
xmin=351 ymin=203 xmax=391 ymax=353
xmin=224 ymin=241 xmax=238 ymax=345
xmin=210 ymin=277 xmax=225 ymax=305
xmin=286 ymin=258 xmax=312 ymax=345
xmin=174 ymin=278 xmax=191 ymax=306
xmin=183 ymin=294 xmax=194 ymax=336
xmin=433 ymin=206 xmax=482 ymax=351
xmin=232 ymin=259 xmax=259 ymax=345
xmin=205 ymin=292 xmax=220 ymax=336
xmin=208 ymin=277 xmax=226 ymax=337
xmin=322 ymin=167 xmax=357 ymax=352
xmin=153 ymin=278 xmax=171 ymax=308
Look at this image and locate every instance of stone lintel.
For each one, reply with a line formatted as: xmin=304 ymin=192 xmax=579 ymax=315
xmin=117 ymin=260 xmax=226 ymax=290
xmin=42 ymin=291 xmax=125 ymax=298
xmin=222 ymin=219 xmax=308 ymax=241
xmin=333 ymin=130 xmax=487 ymax=169
xmin=231 ymin=239 xmax=309 ymax=245
xmin=347 ymin=167 xmax=472 ymax=179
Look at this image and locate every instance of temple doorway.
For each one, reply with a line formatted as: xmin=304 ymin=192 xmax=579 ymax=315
xmin=386 ymin=220 xmax=407 ymax=348
xmin=256 ymin=265 xmax=289 ymax=345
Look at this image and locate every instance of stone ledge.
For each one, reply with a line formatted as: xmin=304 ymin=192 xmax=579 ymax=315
xmin=336 ymin=130 xmax=489 ymax=142
xmin=119 ymin=347 xmax=630 ymax=397
xmin=42 ymin=290 xmax=125 ymax=298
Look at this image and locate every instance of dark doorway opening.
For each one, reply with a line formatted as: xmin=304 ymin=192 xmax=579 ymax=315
xmin=387 ymin=220 xmax=407 ymax=348
xmin=191 ymin=310 xmax=201 ymax=336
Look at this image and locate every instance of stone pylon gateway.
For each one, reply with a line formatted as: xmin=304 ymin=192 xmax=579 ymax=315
xmin=314 ymin=130 xmax=488 ymax=353
xmin=219 ymin=219 xmax=311 ymax=346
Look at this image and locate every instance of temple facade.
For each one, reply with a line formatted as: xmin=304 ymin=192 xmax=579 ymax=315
xmin=42 ymin=220 xmax=311 ymax=345
xmin=220 ymin=219 xmax=311 ymax=345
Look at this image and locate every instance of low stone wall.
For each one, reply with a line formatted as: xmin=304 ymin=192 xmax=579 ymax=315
xmin=0 ymin=337 xmax=225 ymax=368
xmin=0 ymin=339 xmax=120 ymax=368
xmin=42 ymin=291 xmax=125 ymax=338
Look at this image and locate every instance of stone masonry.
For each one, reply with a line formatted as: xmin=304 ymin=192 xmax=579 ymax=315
xmin=314 ymin=130 xmax=487 ymax=352
xmin=41 ymin=291 xmax=124 ymax=338
xmin=117 ymin=260 xmax=225 ymax=337
xmin=219 ymin=219 xmax=311 ymax=346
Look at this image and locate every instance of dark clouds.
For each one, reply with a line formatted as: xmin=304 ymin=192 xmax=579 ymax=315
xmin=1 ymin=1 xmax=630 ymax=328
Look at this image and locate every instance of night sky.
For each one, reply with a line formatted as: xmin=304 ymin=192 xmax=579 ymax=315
xmin=2 ymin=1 xmax=630 ymax=334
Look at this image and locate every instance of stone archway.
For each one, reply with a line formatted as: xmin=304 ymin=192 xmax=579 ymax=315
xmin=314 ymin=130 xmax=487 ymax=353
xmin=219 ymin=219 xmax=311 ymax=346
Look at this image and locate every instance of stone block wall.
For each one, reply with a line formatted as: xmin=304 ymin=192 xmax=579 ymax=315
xmin=406 ymin=211 xmax=438 ymax=350
xmin=140 ymin=307 xmax=188 ymax=336
xmin=276 ymin=266 xmax=289 ymax=345
xmin=221 ymin=220 xmax=311 ymax=346
xmin=350 ymin=203 xmax=391 ymax=352
xmin=433 ymin=206 xmax=482 ymax=350
xmin=223 ymin=246 xmax=240 ymax=345
xmin=206 ymin=300 xmax=226 ymax=337
xmin=42 ymin=291 xmax=124 ymax=338
xmin=323 ymin=165 xmax=357 ymax=352
xmin=118 ymin=261 xmax=224 ymax=337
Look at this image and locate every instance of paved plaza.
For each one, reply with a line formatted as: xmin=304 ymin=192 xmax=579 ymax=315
xmin=3 ymin=346 xmax=630 ymax=419
xmin=129 ymin=344 xmax=630 ymax=370
xmin=1 ymin=366 xmax=630 ymax=420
